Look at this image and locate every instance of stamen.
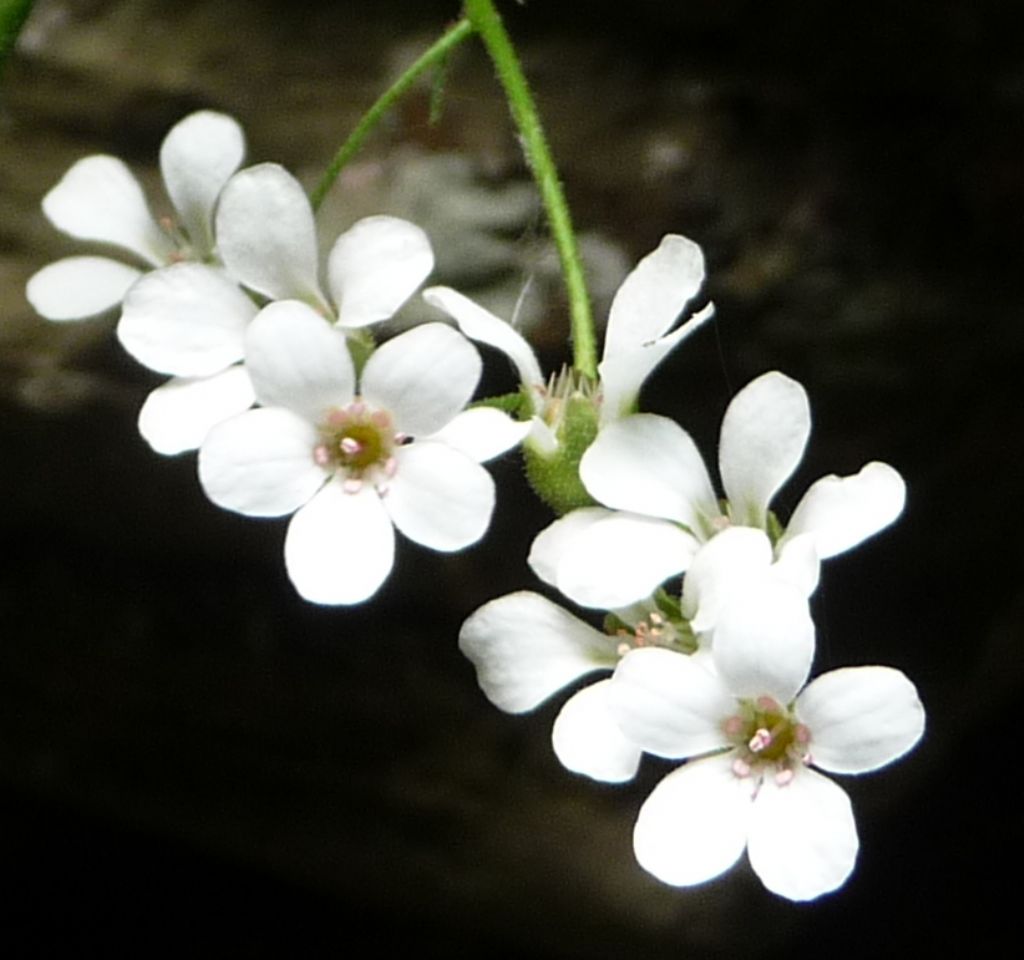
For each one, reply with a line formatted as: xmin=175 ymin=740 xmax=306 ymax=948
xmin=383 ymin=457 xmax=398 ymax=478
xmin=616 ymin=642 xmax=631 ymax=657
xmin=313 ymin=444 xmax=332 ymax=466
xmin=722 ymin=715 xmax=745 ymax=737
xmin=748 ymin=728 xmax=772 ymax=752
xmin=775 ymin=768 xmax=794 ymax=787
xmin=371 ymin=410 xmax=392 ymax=429
xmin=756 ymin=695 xmax=780 ymax=713
xmin=340 ymin=437 xmax=363 ymax=455
xmin=343 ymin=477 xmax=363 ymax=494
xmin=732 ymin=758 xmax=752 ymax=778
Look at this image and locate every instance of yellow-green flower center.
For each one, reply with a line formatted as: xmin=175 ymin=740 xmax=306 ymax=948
xmin=722 ymin=695 xmax=811 ymax=783
xmin=314 ymin=400 xmax=399 ymax=492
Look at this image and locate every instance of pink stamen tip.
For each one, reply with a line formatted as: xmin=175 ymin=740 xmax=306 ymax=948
xmin=756 ymin=696 xmax=780 ymax=713
xmin=384 ymin=457 xmax=398 ymax=478
xmin=327 ymin=410 xmax=349 ymax=427
xmin=394 ymin=432 xmax=409 ymax=445
xmin=349 ymin=401 xmax=366 ymax=417
xmin=371 ymin=410 xmax=392 ymax=429
xmin=775 ymin=768 xmax=794 ymax=787
xmin=723 ymin=715 xmax=745 ymax=737
xmin=749 ymin=728 xmax=772 ymax=752
xmin=313 ymin=445 xmax=331 ymax=466
xmin=732 ymin=758 xmax=751 ymax=778
xmin=649 ymin=612 xmax=664 ymax=625
xmin=342 ymin=477 xmax=363 ymax=494
xmin=794 ymin=724 xmax=811 ymax=744
xmin=340 ymin=437 xmax=363 ymax=455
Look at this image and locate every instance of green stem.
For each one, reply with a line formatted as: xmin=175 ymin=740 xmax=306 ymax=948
xmin=463 ymin=0 xmax=596 ymax=379
xmin=0 ymin=0 xmax=34 ymax=80
xmin=310 ymin=17 xmax=474 ymax=212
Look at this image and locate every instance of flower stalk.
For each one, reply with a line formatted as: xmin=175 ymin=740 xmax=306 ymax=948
xmin=310 ymin=17 xmax=475 ymax=211
xmin=463 ymin=0 xmax=597 ymax=380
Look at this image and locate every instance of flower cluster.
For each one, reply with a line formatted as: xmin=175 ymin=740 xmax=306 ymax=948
xmin=27 ymin=109 xmax=924 ymax=903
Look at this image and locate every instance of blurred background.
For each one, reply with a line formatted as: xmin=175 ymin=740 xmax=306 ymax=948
xmin=1 ymin=0 xmax=1020 ymax=954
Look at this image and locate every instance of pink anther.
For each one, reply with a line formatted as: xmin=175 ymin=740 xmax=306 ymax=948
xmin=775 ymin=768 xmax=794 ymax=787
xmin=313 ymin=444 xmax=332 ymax=466
xmin=342 ymin=477 xmax=363 ymax=494
xmin=748 ymin=728 xmax=772 ymax=752
xmin=340 ymin=437 xmax=363 ymax=455
xmin=732 ymin=758 xmax=752 ymax=778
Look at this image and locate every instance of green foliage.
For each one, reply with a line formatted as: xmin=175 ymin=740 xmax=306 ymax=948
xmin=0 ymin=0 xmax=34 ymax=80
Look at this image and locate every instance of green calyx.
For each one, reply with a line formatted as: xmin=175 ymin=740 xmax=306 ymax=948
xmin=523 ymin=391 xmax=599 ymax=516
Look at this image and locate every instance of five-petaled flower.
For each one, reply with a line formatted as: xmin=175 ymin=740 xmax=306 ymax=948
xmin=530 ymin=370 xmax=907 ymax=608
xmin=198 ymin=303 xmax=526 ymax=604
xmin=610 ymin=606 xmax=925 ymax=900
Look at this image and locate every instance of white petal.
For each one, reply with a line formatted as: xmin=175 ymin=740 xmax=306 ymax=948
xmin=384 ymin=442 xmax=494 ymax=551
xmin=361 ymin=322 xmax=481 ymax=437
xmin=598 ymin=303 xmax=715 ymax=423
xmin=782 ymin=462 xmax=906 ymax=559
xmin=538 ymin=510 xmax=698 ymax=609
xmin=580 ymin=414 xmax=720 ymax=533
xmin=747 ymin=767 xmax=858 ymax=901
xmin=198 ymin=406 xmax=324 ymax=516
xmin=459 ymin=592 xmax=619 ymax=713
xmin=552 ymin=680 xmax=642 ymax=783
xmin=138 ymin=366 xmax=256 ymax=456
xmin=796 ymin=667 xmax=925 ymax=775
xmin=604 ymin=234 xmax=706 ymax=357
xmin=424 ymin=407 xmax=530 ymax=462
xmin=284 ymin=481 xmax=395 ymax=604
xmin=26 ymin=256 xmax=142 ymax=321
xmin=633 ymin=754 xmax=754 ymax=888
xmin=117 ymin=263 xmax=256 ymax=376
xmin=527 ymin=507 xmax=613 ymax=588
xmin=719 ymin=372 xmax=811 ymax=528
xmin=244 ymin=301 xmax=354 ymax=420
xmin=160 ymin=110 xmax=245 ymax=257
xmin=681 ymin=526 xmax=775 ymax=630
xmin=42 ymin=155 xmax=172 ymax=265
xmin=771 ymin=532 xmax=821 ymax=597
xmin=422 ymin=285 xmax=544 ymax=390
xmin=215 ymin=163 xmax=325 ymax=306
xmin=327 ymin=216 xmax=434 ymax=328
xmin=712 ymin=579 xmax=815 ymax=705
xmin=611 ymin=647 xmax=733 ymax=758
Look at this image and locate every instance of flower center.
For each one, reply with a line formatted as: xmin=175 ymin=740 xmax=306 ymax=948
xmin=313 ymin=400 xmax=400 ymax=494
xmin=722 ymin=695 xmax=811 ymax=785
xmin=611 ymin=609 xmax=698 ymax=658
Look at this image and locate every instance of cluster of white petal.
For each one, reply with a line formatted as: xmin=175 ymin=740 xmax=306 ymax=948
xmin=26 ymin=110 xmax=926 ymax=902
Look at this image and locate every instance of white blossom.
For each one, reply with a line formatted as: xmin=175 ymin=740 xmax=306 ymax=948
xmin=26 ymin=111 xmax=246 ymax=322
xmin=610 ymin=608 xmax=925 ymax=901
xmin=198 ymin=304 xmax=526 ymax=604
xmin=422 ymin=234 xmax=714 ymax=453
xmin=531 ymin=372 xmax=906 ymax=608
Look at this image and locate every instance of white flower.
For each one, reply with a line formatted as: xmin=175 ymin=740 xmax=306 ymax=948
xmin=460 ymin=589 xmax=699 ymax=783
xmin=422 ymin=234 xmax=715 ymax=452
xmin=198 ymin=304 xmax=526 ymax=604
xmin=116 ymin=161 xmax=434 ymax=456
xmin=26 ymin=110 xmax=246 ymax=322
xmin=214 ymin=163 xmax=434 ymax=329
xmin=610 ymin=604 xmax=925 ymax=900
xmin=531 ymin=371 xmax=907 ymax=608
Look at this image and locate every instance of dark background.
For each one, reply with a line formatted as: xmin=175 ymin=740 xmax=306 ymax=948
xmin=1 ymin=0 xmax=1020 ymax=954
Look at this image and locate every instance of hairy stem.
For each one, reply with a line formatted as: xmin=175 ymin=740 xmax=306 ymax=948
xmin=311 ymin=17 xmax=474 ymax=211
xmin=464 ymin=0 xmax=597 ymax=379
